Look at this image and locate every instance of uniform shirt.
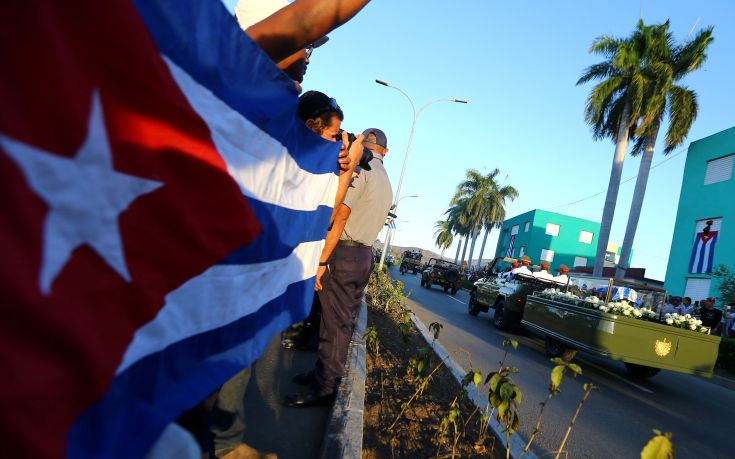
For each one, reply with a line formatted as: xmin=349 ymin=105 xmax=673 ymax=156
xmin=533 ymin=270 xmax=554 ymax=280
xmin=553 ymin=274 xmax=569 ymax=285
xmin=509 ymin=265 xmax=531 ymax=277
xmin=341 ymin=155 xmax=392 ymax=246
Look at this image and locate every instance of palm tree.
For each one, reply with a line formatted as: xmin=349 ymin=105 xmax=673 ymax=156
xmin=452 ymin=169 xmax=518 ymax=269
xmin=577 ymin=20 xmax=667 ymax=276
xmin=433 ymin=220 xmax=454 ymax=259
xmin=445 ymin=198 xmax=471 ymax=266
xmin=476 ymin=181 xmax=518 ymax=268
xmin=615 ymin=23 xmax=714 ymax=279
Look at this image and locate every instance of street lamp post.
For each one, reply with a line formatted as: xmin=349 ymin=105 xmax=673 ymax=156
xmin=380 ymin=196 xmax=416 ymax=263
xmin=376 ymin=79 xmax=467 ymax=269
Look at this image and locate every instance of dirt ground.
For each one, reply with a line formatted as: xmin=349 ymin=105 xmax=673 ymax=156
xmin=362 ymin=306 xmax=503 ymax=459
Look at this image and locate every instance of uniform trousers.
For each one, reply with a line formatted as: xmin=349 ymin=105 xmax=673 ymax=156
xmin=313 ymin=245 xmax=373 ymax=396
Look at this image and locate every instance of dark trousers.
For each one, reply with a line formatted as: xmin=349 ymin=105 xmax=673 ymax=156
xmin=208 ymin=366 xmax=252 ymax=457
xmin=313 ymin=245 xmax=373 ymax=396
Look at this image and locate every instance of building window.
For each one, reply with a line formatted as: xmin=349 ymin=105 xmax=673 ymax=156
xmin=704 ymin=154 xmax=734 ymax=185
xmin=524 ymin=221 xmax=530 ymax=232
xmin=604 ymin=251 xmax=617 ymax=264
xmin=573 ymin=256 xmax=587 ymax=267
xmin=545 ymin=223 xmax=560 ymax=237
xmin=519 ymin=246 xmax=525 ymax=257
xmin=540 ymin=249 xmax=555 ymax=262
xmin=684 ymin=278 xmax=711 ymax=302
xmin=579 ymin=231 xmax=593 ymax=244
xmin=511 ymin=225 xmax=519 ymax=236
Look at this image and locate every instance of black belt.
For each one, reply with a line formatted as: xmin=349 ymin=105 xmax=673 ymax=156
xmin=338 ymin=240 xmax=370 ymax=248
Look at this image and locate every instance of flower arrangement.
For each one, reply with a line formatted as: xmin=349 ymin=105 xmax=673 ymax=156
xmin=663 ymin=313 xmax=710 ymax=334
xmin=536 ymin=288 xmax=710 ymax=334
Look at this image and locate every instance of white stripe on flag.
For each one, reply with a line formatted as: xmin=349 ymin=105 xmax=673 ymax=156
xmin=164 ymin=57 xmax=339 ymax=212
xmin=691 ymin=238 xmax=702 ymax=273
xmin=117 ymin=239 xmax=323 ymax=374
xmin=701 ymin=237 xmax=713 ymax=273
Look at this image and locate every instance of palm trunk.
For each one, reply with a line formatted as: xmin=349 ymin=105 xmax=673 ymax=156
xmin=467 ymin=226 xmax=479 ymax=269
xmin=460 ymin=232 xmax=470 ymax=268
xmin=615 ymin=128 xmax=658 ymax=280
xmin=441 ymin=247 xmax=446 ymax=259
xmin=477 ymin=227 xmax=491 ymax=269
xmin=454 ymin=237 xmax=463 ymax=264
xmin=593 ymin=102 xmax=632 ymax=277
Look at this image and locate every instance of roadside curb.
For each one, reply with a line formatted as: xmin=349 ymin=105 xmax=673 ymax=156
xmin=409 ymin=310 xmax=537 ymax=459
xmin=319 ymin=300 xmax=367 ymax=459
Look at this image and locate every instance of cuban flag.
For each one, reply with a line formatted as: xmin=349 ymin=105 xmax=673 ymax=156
xmin=0 ymin=1 xmax=339 ymax=458
xmin=506 ymin=234 xmax=516 ymax=258
xmin=689 ymin=221 xmax=718 ymax=274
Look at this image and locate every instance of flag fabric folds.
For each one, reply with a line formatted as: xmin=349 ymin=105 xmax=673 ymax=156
xmin=689 ymin=230 xmax=718 ymax=274
xmin=0 ymin=1 xmax=339 ymax=457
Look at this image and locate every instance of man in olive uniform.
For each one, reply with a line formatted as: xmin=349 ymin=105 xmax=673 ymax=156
xmin=286 ymin=128 xmax=393 ymax=407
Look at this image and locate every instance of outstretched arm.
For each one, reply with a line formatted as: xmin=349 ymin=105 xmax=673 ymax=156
xmin=246 ymin=0 xmax=372 ymax=63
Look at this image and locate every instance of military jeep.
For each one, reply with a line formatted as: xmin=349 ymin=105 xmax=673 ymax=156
xmin=399 ymin=250 xmax=423 ymax=275
xmin=468 ymin=257 xmax=558 ymax=330
xmin=420 ymin=258 xmax=461 ymax=294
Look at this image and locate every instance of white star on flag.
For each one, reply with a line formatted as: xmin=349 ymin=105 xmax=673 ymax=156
xmin=0 ymin=91 xmax=163 ymax=294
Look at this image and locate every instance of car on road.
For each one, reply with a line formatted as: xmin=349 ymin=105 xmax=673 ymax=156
xmin=420 ymin=258 xmax=461 ymax=294
xmin=399 ymin=250 xmax=422 ymax=275
xmin=468 ymin=257 xmax=556 ymax=330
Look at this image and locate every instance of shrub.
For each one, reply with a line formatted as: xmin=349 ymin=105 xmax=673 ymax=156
xmin=366 ymin=269 xmax=406 ymax=317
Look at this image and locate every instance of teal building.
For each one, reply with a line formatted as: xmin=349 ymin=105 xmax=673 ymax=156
xmin=494 ymin=209 xmax=624 ymax=271
xmin=664 ymin=127 xmax=735 ymax=302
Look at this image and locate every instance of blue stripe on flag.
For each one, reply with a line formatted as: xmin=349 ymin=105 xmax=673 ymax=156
xmin=219 ymin=200 xmax=331 ymax=265
xmin=133 ymin=0 xmax=339 ymax=176
xmin=69 ymin=278 xmax=314 ymax=459
xmin=689 ymin=237 xmax=699 ymax=273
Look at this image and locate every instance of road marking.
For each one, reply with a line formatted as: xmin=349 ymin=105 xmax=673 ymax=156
xmin=448 ymin=295 xmax=466 ymax=305
xmin=578 ymin=358 xmax=655 ymax=394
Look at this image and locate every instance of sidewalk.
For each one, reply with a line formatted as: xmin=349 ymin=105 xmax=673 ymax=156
xmin=238 ymin=334 xmax=329 ymax=459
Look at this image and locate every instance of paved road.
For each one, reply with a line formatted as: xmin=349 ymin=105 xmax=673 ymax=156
xmin=391 ymin=267 xmax=734 ymax=459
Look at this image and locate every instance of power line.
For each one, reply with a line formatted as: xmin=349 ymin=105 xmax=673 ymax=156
xmin=544 ymin=146 xmax=687 ymax=211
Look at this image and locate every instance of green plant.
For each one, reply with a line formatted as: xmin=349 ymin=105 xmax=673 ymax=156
xmin=366 ymin=269 xmax=407 ymax=316
xmin=712 ymin=264 xmax=735 ymax=304
xmin=640 ymin=429 xmax=675 ymax=459
xmin=524 ymin=354 xmax=583 ymax=452
xmin=429 ymin=321 xmax=444 ymax=341
xmin=438 ymin=396 xmax=463 ymax=459
xmin=478 ymin=338 xmax=522 ymax=459
xmin=485 ymin=366 xmax=522 ymax=459
xmin=389 ymin=347 xmax=447 ymax=431
xmin=363 ymin=326 xmax=380 ymax=357
xmin=554 ymin=383 xmax=598 ymax=459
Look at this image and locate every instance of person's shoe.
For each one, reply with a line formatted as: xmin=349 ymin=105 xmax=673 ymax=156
xmin=283 ymin=391 xmax=335 ymax=408
xmin=291 ymin=371 xmax=315 ymax=386
xmin=219 ymin=444 xmax=277 ymax=459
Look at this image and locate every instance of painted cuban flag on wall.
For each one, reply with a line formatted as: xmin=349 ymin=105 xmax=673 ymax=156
xmin=689 ymin=219 xmax=720 ymax=274
xmin=0 ymin=1 xmax=338 ymax=458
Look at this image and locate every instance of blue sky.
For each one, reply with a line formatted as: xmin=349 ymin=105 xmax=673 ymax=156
xmin=223 ymin=0 xmax=735 ymax=282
